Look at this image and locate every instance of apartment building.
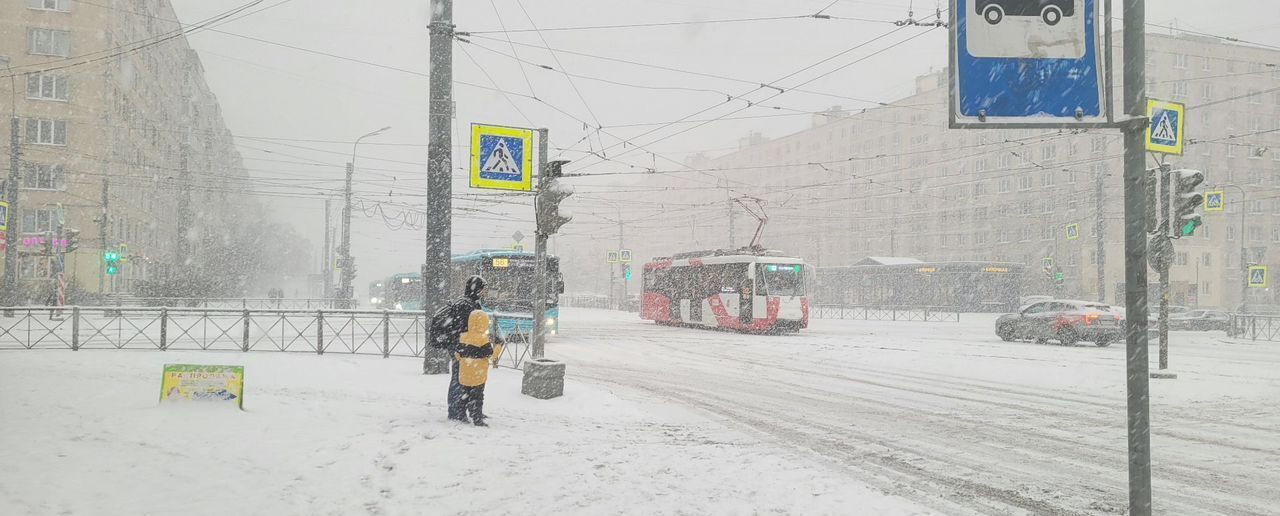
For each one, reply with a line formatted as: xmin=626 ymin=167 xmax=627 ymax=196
xmin=571 ymin=32 xmax=1280 ymax=309
xmin=1 ymin=0 xmax=248 ymax=296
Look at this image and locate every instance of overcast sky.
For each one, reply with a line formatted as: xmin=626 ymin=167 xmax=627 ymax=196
xmin=168 ymin=0 xmax=1280 ymax=296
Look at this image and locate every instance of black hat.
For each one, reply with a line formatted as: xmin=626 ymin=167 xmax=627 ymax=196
xmin=465 ymin=275 xmax=486 ymax=300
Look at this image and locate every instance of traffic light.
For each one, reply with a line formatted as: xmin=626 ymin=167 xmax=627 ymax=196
xmin=104 ymin=249 xmax=121 ymax=275
xmin=65 ymin=229 xmax=80 ymax=253
xmin=1173 ymin=169 xmax=1205 ymax=238
xmin=623 ymin=264 xmax=632 ymax=281
xmin=535 ymin=160 xmax=573 ymax=235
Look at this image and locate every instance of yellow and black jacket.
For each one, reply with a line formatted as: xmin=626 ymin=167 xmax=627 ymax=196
xmin=456 ymin=310 xmax=495 ymax=387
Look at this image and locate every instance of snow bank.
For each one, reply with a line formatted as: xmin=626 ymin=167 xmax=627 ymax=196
xmin=0 ymin=350 xmax=926 ymax=515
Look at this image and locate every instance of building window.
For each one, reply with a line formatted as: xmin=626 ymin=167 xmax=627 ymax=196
xmin=20 ymin=163 xmax=64 ymax=190
xmin=21 ymin=207 xmax=62 ymax=233
xmin=1273 ymin=229 xmax=1280 ymax=243
xmin=1174 ymin=53 xmax=1188 ymax=69
xmin=1227 ymin=144 xmax=1236 ymax=158
xmin=1176 ymin=252 xmax=1189 ymax=266
xmin=1068 ymin=170 xmax=1078 ymax=184
xmin=1041 ymin=170 xmax=1055 ymax=187
xmin=19 ymin=255 xmax=53 ymax=280
xmin=1201 ymin=83 xmax=1213 ymax=100
xmin=1041 ymin=225 xmax=1054 ymax=240
xmin=1172 ymin=82 xmax=1188 ymax=99
xmin=1041 ymin=200 xmax=1053 ymax=214
xmin=998 ymin=178 xmax=1011 ymax=193
xmin=1249 ymin=226 xmax=1264 ymax=242
xmin=25 ymin=72 xmax=68 ymax=101
xmin=27 ymin=27 xmax=71 ymax=57
xmin=1091 ymin=137 xmax=1107 ymax=153
xmin=1202 ymin=56 xmax=1212 ymax=72
xmin=973 ymin=182 xmax=988 ymax=196
xmin=1041 ymin=144 xmax=1057 ymax=161
xmin=26 ymin=0 xmax=71 ymax=11
xmin=24 ymin=118 xmax=66 ymax=145
xmin=1273 ymin=199 xmax=1280 ymax=215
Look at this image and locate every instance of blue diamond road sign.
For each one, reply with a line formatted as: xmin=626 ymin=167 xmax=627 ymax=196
xmin=950 ymin=0 xmax=1110 ymax=127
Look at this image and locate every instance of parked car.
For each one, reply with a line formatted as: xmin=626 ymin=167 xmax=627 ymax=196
xmin=996 ymin=299 xmax=1123 ymax=347
xmin=976 ymin=0 xmax=1075 ymax=26
xmin=1169 ymin=310 xmax=1230 ymax=331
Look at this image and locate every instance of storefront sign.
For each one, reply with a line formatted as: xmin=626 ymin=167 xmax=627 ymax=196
xmin=160 ymin=364 xmax=245 ymax=409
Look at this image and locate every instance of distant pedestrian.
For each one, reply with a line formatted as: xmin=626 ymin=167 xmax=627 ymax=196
xmin=430 ymin=275 xmax=486 ymax=424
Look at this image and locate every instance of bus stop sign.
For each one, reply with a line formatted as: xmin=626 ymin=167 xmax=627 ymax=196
xmin=950 ymin=0 xmax=1110 ymax=127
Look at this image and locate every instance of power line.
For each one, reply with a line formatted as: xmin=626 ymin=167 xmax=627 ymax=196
xmin=462 ymin=14 xmax=816 ymax=35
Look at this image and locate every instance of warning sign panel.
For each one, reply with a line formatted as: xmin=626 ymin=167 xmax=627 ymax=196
xmin=470 ymin=124 xmax=534 ymax=192
xmin=1145 ymin=99 xmax=1186 ymax=155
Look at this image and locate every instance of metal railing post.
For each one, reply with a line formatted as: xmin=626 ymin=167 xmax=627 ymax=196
xmin=316 ymin=309 xmax=325 ymax=355
xmin=242 ymin=309 xmax=251 ymax=352
xmin=382 ymin=310 xmax=391 ymax=358
xmin=160 ymin=307 xmax=168 ymax=350
xmin=71 ymin=306 xmax=80 ymax=351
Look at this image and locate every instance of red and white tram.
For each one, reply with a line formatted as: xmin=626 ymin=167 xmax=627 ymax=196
xmin=640 ymin=249 xmax=809 ymax=333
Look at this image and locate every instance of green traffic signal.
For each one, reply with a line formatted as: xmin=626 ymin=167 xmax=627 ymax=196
xmin=624 ymin=265 xmax=632 ymax=281
xmin=1180 ymin=216 xmax=1203 ymax=237
xmin=107 ymin=265 xmax=119 ymax=275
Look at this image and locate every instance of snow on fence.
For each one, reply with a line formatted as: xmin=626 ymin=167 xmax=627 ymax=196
xmin=0 ymin=307 xmax=534 ymax=368
xmin=1228 ymin=314 xmax=1280 ymax=342
xmin=95 ymin=297 xmax=349 ymax=310
xmin=810 ymin=305 xmax=960 ymax=322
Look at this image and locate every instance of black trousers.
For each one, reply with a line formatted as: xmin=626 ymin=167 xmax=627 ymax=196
xmin=459 ymin=384 xmax=485 ymax=422
xmin=447 ymin=356 xmax=464 ymax=419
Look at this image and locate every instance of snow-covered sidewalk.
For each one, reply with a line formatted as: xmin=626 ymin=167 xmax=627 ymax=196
xmin=0 ymin=349 xmax=926 ymax=516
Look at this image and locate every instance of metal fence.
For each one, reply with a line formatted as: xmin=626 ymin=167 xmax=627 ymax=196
xmin=0 ymin=306 xmax=533 ymax=368
xmin=810 ymin=305 xmax=961 ymax=322
xmin=559 ymin=294 xmax=613 ymax=310
xmin=1228 ymin=314 xmax=1280 ymax=342
xmin=95 ymin=297 xmax=351 ymax=310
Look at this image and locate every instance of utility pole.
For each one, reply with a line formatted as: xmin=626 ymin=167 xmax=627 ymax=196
xmin=424 ymin=2 xmax=454 ymax=311
xmin=323 ymin=198 xmax=332 ymax=305
xmin=339 ymin=161 xmax=354 ymax=309
xmin=3 ymin=116 xmax=20 ymax=302
xmin=1121 ymin=0 xmax=1154 ymax=513
xmin=1096 ymin=169 xmax=1107 ymax=302
xmin=175 ymin=144 xmax=193 ymax=275
xmin=725 ymin=182 xmax=735 ymax=248
xmin=617 ymin=208 xmax=626 ymax=304
xmin=99 ymin=177 xmax=109 ymax=294
xmin=423 ymin=0 xmax=454 ymax=375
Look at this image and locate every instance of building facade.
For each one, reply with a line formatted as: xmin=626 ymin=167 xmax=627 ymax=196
xmin=1 ymin=0 xmax=249 ymax=299
xmin=572 ymin=33 xmax=1280 ymax=309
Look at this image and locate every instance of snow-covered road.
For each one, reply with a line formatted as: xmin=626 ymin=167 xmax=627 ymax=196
xmin=554 ymin=309 xmax=1280 ymax=515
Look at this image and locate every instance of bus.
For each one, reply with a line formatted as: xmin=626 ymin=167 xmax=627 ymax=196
xmin=641 ymin=248 xmax=809 ymax=333
xmin=368 ymin=279 xmax=387 ymax=309
xmin=379 ymin=250 xmax=564 ymax=337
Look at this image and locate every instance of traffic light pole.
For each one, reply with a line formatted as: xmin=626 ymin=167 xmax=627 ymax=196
xmin=533 ymin=128 xmax=549 ymax=359
xmin=1158 ymin=165 xmax=1170 ymax=371
xmin=1121 ymin=0 xmax=1153 ymax=513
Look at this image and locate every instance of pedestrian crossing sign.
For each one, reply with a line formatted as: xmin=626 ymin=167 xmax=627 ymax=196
xmin=471 ymin=123 xmax=534 ymax=192
xmin=1204 ymin=191 xmax=1225 ymax=212
xmin=1248 ymin=266 xmax=1267 ymax=288
xmin=1065 ymin=223 xmax=1080 ymax=240
xmin=1145 ymin=99 xmax=1185 ymax=155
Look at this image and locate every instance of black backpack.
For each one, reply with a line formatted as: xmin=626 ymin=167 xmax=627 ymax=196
xmin=429 ymin=300 xmax=471 ymax=350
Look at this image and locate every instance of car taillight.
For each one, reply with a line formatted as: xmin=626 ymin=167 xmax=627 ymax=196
xmin=1084 ymin=314 xmax=1099 ymax=325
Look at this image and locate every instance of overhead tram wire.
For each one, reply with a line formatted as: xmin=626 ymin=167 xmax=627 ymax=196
xmin=512 ymin=0 xmax=604 ymax=131
xmin=566 ymin=19 xmax=943 ymax=175
xmin=462 ymin=14 xmax=824 ymax=35
xmin=487 ymin=0 xmax=538 ymax=98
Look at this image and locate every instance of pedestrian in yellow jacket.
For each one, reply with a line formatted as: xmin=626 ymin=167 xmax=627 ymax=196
xmin=455 ymin=309 xmax=496 ymax=426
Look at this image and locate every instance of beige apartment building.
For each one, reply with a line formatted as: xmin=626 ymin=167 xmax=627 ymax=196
xmin=1 ymin=0 xmax=247 ymax=297
xmin=565 ymin=32 xmax=1280 ymax=309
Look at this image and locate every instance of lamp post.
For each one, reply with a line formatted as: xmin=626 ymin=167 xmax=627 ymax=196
xmin=339 ymin=125 xmax=391 ymax=308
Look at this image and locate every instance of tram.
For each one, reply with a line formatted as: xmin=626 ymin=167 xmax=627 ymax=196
xmin=641 ymin=247 xmax=808 ymax=333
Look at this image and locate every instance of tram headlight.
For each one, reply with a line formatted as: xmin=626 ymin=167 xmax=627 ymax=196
xmin=394 ymin=303 xmax=403 ymax=310
xmin=370 ymin=297 xmax=380 ymax=304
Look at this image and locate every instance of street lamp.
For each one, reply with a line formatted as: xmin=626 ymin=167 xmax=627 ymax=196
xmin=339 ymin=126 xmax=391 ymax=308
xmin=1216 ymin=183 xmax=1248 ymax=313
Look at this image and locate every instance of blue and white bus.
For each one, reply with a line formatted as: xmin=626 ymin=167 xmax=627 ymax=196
xmin=379 ymin=250 xmax=564 ymax=337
